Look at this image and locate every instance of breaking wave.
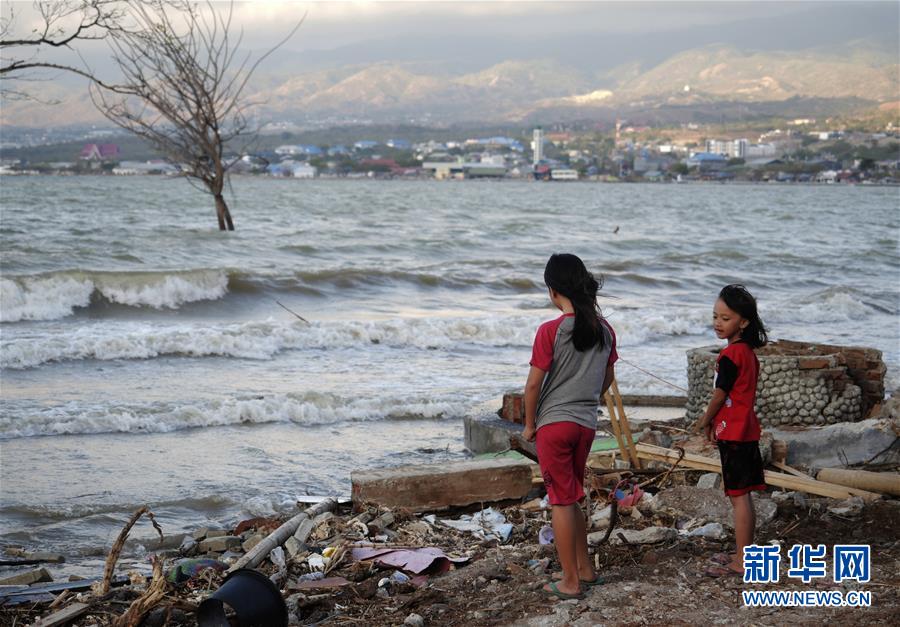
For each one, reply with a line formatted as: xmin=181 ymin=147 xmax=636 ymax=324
xmin=0 ymin=392 xmax=471 ymax=438
xmin=0 ymin=270 xmax=229 ymax=322
xmin=2 ymin=309 xmax=710 ymax=369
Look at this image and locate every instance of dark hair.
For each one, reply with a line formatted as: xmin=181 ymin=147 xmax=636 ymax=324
xmin=544 ymin=253 xmax=605 ymax=352
xmin=718 ymin=284 xmax=768 ymax=348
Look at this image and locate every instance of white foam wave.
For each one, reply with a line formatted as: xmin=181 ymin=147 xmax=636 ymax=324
xmin=0 ymin=393 xmax=470 ymax=438
xmin=0 ymin=271 xmax=229 ymax=322
xmin=767 ymin=289 xmax=874 ymax=324
xmin=0 ymin=276 xmax=94 ymax=322
xmin=2 ymin=309 xmax=709 ymax=370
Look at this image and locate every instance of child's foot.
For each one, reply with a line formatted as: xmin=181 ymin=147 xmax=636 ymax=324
xmin=703 ymin=563 xmax=743 ymax=578
xmin=543 ymin=581 xmax=585 ymax=600
xmin=708 ymin=552 xmax=734 ymax=566
xmin=551 ymin=570 xmax=603 ymax=585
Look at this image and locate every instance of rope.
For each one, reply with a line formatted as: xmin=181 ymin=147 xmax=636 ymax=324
xmin=618 ymin=358 xmax=689 ymax=393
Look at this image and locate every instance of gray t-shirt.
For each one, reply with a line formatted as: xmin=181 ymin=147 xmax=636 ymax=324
xmin=531 ymin=315 xmax=616 ymax=431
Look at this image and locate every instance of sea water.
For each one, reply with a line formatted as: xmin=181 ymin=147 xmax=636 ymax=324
xmin=1 ymin=176 xmax=897 ymax=577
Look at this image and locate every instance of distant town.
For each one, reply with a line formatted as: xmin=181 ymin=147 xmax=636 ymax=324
xmin=2 ymin=117 xmax=898 ymax=184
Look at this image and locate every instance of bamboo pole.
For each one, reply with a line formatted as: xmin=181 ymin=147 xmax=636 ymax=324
xmin=635 ymin=443 xmax=881 ymax=501
xmin=816 ymin=468 xmax=900 ymax=497
xmin=227 ymin=498 xmax=337 ymax=573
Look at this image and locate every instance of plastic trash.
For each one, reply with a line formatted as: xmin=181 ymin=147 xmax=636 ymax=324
xmin=197 ymin=568 xmax=287 ymax=627
xmin=390 ymin=571 xmax=411 ymax=584
xmin=538 ymin=525 xmax=555 ymax=545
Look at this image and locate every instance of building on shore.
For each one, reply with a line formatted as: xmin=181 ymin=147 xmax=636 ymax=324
xmin=532 ymin=127 xmax=544 ymax=167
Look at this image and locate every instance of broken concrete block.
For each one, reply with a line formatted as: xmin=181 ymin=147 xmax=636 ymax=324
xmin=198 ymin=535 xmax=242 ymax=553
xmin=770 ymin=418 xmax=900 ymax=468
xmin=205 ymin=529 xmax=228 ymax=538
xmin=606 ymin=526 xmax=677 ymax=545
xmin=351 ymin=459 xmax=533 ymax=512
xmin=0 ymin=568 xmax=53 ymax=585
xmin=696 ymin=473 xmax=722 ymax=490
xmin=284 ymin=537 xmax=305 ymax=560
xmin=241 ymin=533 xmax=265 ymax=553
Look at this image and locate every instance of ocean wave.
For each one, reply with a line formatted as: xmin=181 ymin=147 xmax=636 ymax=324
xmin=767 ymin=287 xmax=879 ymax=324
xmin=0 ymin=270 xmax=229 ymax=322
xmin=0 ymin=392 xmax=471 ymax=438
xmin=0 ymin=495 xmax=238 ymax=521
xmin=2 ymin=309 xmax=709 ymax=369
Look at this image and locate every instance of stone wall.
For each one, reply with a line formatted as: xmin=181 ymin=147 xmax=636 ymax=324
xmin=686 ymin=341 xmax=886 ymax=427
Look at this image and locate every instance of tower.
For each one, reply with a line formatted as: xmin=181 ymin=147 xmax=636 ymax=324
xmin=532 ymin=127 xmax=544 ymax=166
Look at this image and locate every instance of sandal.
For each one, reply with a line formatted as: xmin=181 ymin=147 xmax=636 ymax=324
xmin=551 ymin=572 xmax=605 ymax=586
xmin=704 ymin=564 xmax=742 ymax=578
xmin=543 ymin=581 xmax=585 ymax=600
xmin=708 ymin=552 xmax=733 ymax=566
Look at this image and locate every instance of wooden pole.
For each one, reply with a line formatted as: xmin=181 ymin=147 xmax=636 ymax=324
xmin=611 ymin=379 xmax=642 ymax=469
xmin=227 ymin=498 xmax=337 ymax=573
xmin=603 ymin=391 xmax=629 ymax=464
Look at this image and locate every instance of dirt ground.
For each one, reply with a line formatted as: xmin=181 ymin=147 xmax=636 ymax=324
xmin=4 ymin=478 xmax=898 ymax=627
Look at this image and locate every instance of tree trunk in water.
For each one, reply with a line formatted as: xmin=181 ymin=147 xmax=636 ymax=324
xmin=214 ymin=193 xmax=235 ymax=231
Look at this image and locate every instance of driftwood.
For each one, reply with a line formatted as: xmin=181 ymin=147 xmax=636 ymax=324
xmin=113 ymin=556 xmax=167 ymax=627
xmin=101 ymin=507 xmax=163 ymax=595
xmin=228 ymin=498 xmax=337 ymax=573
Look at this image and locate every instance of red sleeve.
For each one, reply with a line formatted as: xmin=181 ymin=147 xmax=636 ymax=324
xmin=530 ymin=320 xmax=557 ymax=371
xmin=602 ymin=320 xmax=618 ymax=367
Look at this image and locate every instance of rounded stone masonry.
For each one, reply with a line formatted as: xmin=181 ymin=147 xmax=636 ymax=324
xmin=685 ymin=341 xmax=885 ymax=428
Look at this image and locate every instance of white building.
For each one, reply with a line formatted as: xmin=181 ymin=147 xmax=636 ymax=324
xmin=550 ymin=168 xmax=578 ymax=180
xmin=532 ymin=127 xmax=544 ymax=166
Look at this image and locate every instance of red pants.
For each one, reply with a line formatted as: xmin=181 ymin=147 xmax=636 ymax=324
xmin=536 ymin=421 xmax=594 ymax=506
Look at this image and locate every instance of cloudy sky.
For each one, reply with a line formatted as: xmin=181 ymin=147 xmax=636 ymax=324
xmin=2 ymin=0 xmax=897 ymax=111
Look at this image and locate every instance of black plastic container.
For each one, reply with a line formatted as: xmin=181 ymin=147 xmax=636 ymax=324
xmin=196 ymin=568 xmax=288 ymax=627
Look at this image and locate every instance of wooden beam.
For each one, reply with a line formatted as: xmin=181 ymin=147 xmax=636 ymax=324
xmin=816 ymin=468 xmax=900 ymax=497
xmin=771 ymin=460 xmax=813 ymax=479
xmin=636 ymin=443 xmax=881 ymax=501
xmin=32 ymin=602 xmax=90 ymax=627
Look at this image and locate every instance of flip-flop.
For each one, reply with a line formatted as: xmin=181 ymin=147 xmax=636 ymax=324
xmin=581 ymin=574 xmax=605 ymax=587
xmin=544 ymin=581 xmax=585 ymax=600
xmin=551 ymin=572 xmax=605 ymax=586
xmin=708 ymin=552 xmax=733 ymax=566
xmin=703 ymin=564 xmax=742 ymax=578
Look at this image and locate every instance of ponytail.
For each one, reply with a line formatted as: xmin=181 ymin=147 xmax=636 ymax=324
xmin=544 ymin=253 xmax=605 ymax=352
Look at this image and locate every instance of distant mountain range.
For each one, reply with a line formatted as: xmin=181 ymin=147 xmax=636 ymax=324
xmin=2 ymin=43 xmax=897 ymax=128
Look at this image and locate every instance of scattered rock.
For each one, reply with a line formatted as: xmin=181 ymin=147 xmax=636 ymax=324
xmin=404 ymin=613 xmax=425 ymax=627
xmin=827 ymin=496 xmax=865 ymax=517
xmin=638 ymin=428 xmax=673 ymax=449
xmin=0 ymin=568 xmax=53 ymax=585
xmin=198 ymin=535 xmax=242 ymax=553
xmin=696 ymin=473 xmax=722 ymax=490
xmin=242 ymin=533 xmax=265 ymax=553
xmin=178 ymin=535 xmax=198 ymax=556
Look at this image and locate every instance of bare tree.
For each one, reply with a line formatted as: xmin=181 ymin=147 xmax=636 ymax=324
xmin=1 ymin=0 xmax=123 ymax=98
xmin=90 ymin=1 xmax=299 ymax=231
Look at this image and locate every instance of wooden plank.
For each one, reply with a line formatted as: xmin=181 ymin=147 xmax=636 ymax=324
xmin=603 ymin=391 xmax=630 ymax=465
xmin=635 ymin=443 xmax=881 ymax=501
xmin=611 ymin=379 xmax=642 ymax=469
xmin=771 ymin=460 xmax=813 ymax=479
xmin=31 ymin=602 xmax=90 ymax=627
xmin=351 ymin=459 xmax=533 ymax=513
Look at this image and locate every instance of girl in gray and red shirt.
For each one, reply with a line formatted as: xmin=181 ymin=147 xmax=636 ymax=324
xmin=694 ymin=284 xmax=769 ymax=578
xmin=522 ymin=253 xmax=617 ymax=600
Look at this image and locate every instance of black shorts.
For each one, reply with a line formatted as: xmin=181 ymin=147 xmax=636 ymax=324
xmin=717 ymin=440 xmax=766 ymax=497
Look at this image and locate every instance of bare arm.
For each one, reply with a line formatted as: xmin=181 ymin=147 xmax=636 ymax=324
xmin=693 ymin=388 xmax=727 ymax=441
xmin=522 ymin=365 xmax=546 ymax=441
xmin=600 ymin=364 xmax=615 ymax=397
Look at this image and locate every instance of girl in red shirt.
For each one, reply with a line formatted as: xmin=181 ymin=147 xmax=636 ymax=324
xmin=693 ymin=284 xmax=768 ymax=577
